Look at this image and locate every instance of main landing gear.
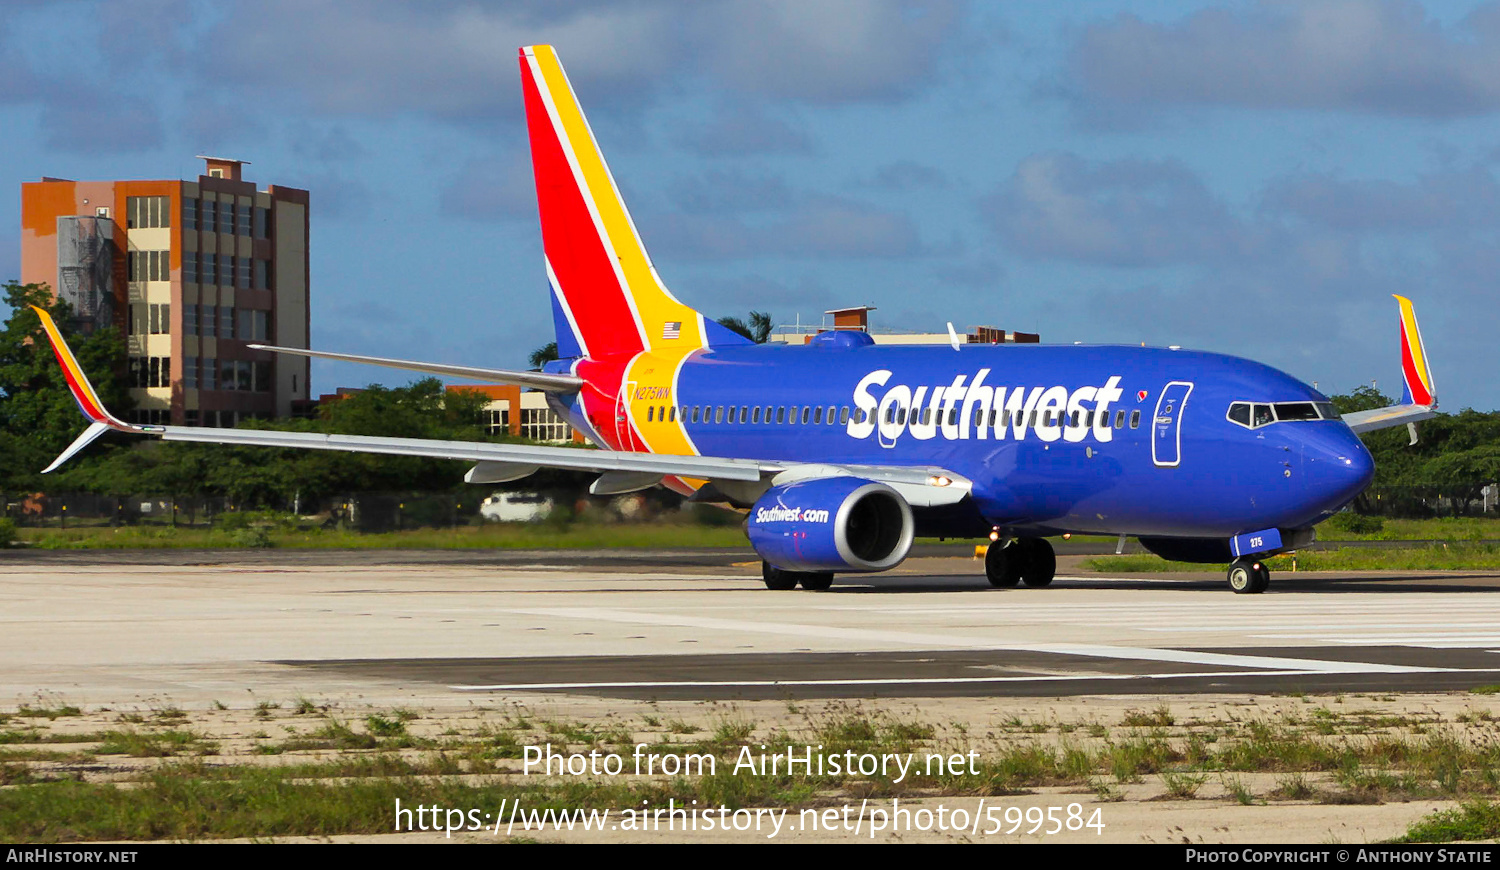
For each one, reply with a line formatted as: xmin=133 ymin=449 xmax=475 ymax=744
xmin=1226 ymin=558 xmax=1271 ymax=594
xmin=985 ymin=538 xmax=1057 ymax=588
xmin=762 ymin=562 xmax=834 ymax=591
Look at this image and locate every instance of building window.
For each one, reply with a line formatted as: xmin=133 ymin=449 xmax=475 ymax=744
xmin=183 ymin=199 xmax=197 ymax=231
xmin=127 ymin=250 xmax=169 ymax=282
xmin=237 ymin=257 xmax=251 ymax=288
xmin=485 ymin=408 xmax=509 ymax=436
xmin=220 ymin=202 xmax=234 ymax=235
xmin=184 ymin=304 xmax=197 ymax=336
xmin=126 ymin=196 xmax=170 ymax=229
xmin=201 ymin=305 xmax=216 ymax=338
xmin=127 ymin=304 xmax=145 ymax=336
xmin=149 ymin=303 xmax=170 ymax=335
xmin=201 ymin=357 xmax=217 ymax=390
xmin=254 ymin=360 xmax=272 ymax=392
xmin=218 ymin=255 xmax=232 ymax=287
xmin=183 ymin=252 xmax=198 ymax=284
xmin=183 ymin=356 xmax=198 ymax=389
xmin=203 ymin=200 xmax=217 ymax=234
xmin=219 ymin=306 xmax=234 ymax=338
xmin=128 ymin=356 xmax=171 ymax=388
xmin=202 ymin=253 xmax=217 ymax=285
xmin=520 ymin=407 xmax=572 ymax=442
xmin=254 ymin=207 xmax=268 ymax=239
xmin=254 ymin=259 xmax=270 ymax=290
xmin=237 ymin=204 xmax=251 ymax=235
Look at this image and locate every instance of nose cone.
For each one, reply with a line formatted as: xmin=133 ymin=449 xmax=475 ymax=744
xmin=1301 ymin=424 xmax=1375 ymax=512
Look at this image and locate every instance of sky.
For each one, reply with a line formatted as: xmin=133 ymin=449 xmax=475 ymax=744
xmin=4 ymin=0 xmax=1500 ymax=410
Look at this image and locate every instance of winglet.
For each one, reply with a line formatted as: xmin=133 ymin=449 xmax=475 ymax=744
xmin=1393 ymin=294 xmax=1436 ymax=407
xmin=30 ymin=305 xmax=141 ymax=437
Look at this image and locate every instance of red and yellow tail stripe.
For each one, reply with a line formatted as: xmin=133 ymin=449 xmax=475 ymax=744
xmin=31 ymin=306 xmax=135 ymax=431
xmin=1394 ymin=294 xmax=1435 ymax=407
xmin=520 ymin=45 xmax=708 ymax=360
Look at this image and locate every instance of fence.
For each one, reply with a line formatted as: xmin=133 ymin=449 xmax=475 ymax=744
xmin=0 ymin=488 xmax=695 ymax=533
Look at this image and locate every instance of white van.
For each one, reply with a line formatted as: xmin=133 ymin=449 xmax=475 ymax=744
xmin=479 ymin=492 xmax=554 ymax=523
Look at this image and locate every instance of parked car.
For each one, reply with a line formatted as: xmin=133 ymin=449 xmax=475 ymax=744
xmin=479 ymin=492 xmax=554 ymax=522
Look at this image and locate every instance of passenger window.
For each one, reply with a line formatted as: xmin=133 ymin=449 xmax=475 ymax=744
xmin=1130 ymin=410 xmax=1141 ymax=429
xmin=669 ymin=406 xmax=676 ymax=423
xmin=764 ymin=405 xmax=773 ymax=422
xmin=752 ymin=406 xmax=762 ymax=424
xmin=1253 ymin=404 xmax=1273 ymax=427
xmin=715 ymin=406 xmax=724 ymax=424
xmin=1228 ymin=402 xmax=1251 ymax=427
xmin=740 ymin=405 xmax=748 ymax=422
xmin=777 ymin=407 xmax=786 ymax=424
xmin=840 ymin=407 xmax=850 ymax=425
xmin=814 ymin=406 xmax=823 ymax=425
xmin=827 ymin=405 xmax=837 ymax=424
xmin=949 ymin=407 xmax=959 ymax=426
xmin=727 ymin=406 xmax=737 ymax=424
xmin=647 ymin=406 xmax=654 ymax=422
xmin=801 ymin=406 xmax=810 ymax=425
xmin=1115 ymin=409 xmax=1125 ymax=428
xmin=692 ymin=406 xmax=700 ymax=424
xmin=659 ymin=405 xmax=666 ymax=422
xmin=898 ymin=408 xmax=907 ymax=425
xmin=988 ymin=409 xmax=997 ymax=427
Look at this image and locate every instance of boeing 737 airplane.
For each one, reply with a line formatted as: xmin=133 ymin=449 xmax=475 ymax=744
xmin=34 ymin=45 xmax=1440 ymax=594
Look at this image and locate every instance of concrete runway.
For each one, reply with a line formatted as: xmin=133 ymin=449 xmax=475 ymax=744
xmin=4 ymin=549 xmax=1500 ymax=705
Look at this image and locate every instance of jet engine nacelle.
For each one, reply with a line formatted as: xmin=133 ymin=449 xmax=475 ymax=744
xmin=747 ymin=477 xmax=914 ymax=573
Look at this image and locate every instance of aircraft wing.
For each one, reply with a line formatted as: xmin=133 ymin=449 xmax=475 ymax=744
xmin=246 ymin=344 xmax=584 ymax=393
xmin=1339 ymin=295 xmax=1439 ymax=438
xmin=31 ymin=307 xmax=970 ymax=504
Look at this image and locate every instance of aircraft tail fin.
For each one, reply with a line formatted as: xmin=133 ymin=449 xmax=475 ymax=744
xmin=519 ymin=45 xmax=750 ymax=361
xmin=1394 ymin=294 xmax=1435 ymax=407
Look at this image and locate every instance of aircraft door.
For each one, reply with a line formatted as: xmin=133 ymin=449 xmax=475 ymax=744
xmin=1151 ymin=381 xmax=1194 ymax=468
xmin=616 ymin=380 xmax=638 ymax=451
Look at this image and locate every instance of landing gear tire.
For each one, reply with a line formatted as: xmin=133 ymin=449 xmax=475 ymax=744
xmin=762 ymin=562 xmax=834 ymax=591
xmin=985 ymin=541 xmax=1022 ymax=587
xmin=1227 ymin=558 xmax=1270 ymax=594
xmin=1019 ymin=538 xmax=1057 ymax=588
xmin=762 ymin=562 xmax=798 ymax=591
xmin=798 ymin=573 xmax=834 ymax=591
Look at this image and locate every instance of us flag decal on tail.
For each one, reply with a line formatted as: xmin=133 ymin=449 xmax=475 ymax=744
xmin=663 ymin=321 xmax=681 ymax=340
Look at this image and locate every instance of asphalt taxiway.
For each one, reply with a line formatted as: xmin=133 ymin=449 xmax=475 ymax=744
xmin=3 ymin=549 xmax=1500 ymax=705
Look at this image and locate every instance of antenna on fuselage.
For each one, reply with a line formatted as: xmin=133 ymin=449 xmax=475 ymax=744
xmin=946 ymin=322 xmax=961 ymax=352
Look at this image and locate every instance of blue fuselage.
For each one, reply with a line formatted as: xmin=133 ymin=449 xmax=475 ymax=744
xmin=559 ymin=342 xmax=1374 ymax=540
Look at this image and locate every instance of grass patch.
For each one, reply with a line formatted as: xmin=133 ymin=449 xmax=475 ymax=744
xmin=1398 ymin=800 xmax=1500 ymax=843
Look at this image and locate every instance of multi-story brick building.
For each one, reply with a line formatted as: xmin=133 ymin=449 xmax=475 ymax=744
xmin=20 ymin=156 xmax=310 ymax=426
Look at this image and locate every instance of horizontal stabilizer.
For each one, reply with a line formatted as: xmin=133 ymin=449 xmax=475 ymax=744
xmin=1340 ymin=296 xmax=1438 ymax=436
xmin=247 ymin=345 xmax=584 ymax=393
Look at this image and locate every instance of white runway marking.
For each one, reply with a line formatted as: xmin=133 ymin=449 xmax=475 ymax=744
xmin=500 ymin=607 xmax=1447 ymax=674
xmin=451 ymin=667 xmax=1449 ymax=693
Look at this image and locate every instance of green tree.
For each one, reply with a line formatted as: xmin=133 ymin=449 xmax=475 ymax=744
xmin=716 ymin=310 xmax=773 ymax=343
xmin=0 ymin=281 xmax=130 ymax=491
xmin=528 ymin=341 xmax=558 ymax=370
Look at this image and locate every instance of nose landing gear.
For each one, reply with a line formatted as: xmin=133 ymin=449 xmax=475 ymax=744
xmin=985 ymin=538 xmax=1057 ymax=588
xmin=1227 ymin=558 xmax=1270 ymax=594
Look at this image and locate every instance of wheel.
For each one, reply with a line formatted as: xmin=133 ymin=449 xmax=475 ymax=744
xmin=762 ymin=562 xmax=798 ymax=590
xmin=1019 ymin=538 xmax=1056 ymax=587
xmin=798 ymin=572 xmax=834 ymax=591
xmin=1250 ymin=560 xmax=1271 ymax=593
xmin=985 ymin=541 xmax=1021 ymax=587
xmin=1227 ymin=558 xmax=1268 ymax=594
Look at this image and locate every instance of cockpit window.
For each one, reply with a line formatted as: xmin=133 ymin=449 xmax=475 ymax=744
xmin=1273 ymin=402 xmax=1320 ymax=421
xmin=1229 ymin=399 xmax=1338 ymax=429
